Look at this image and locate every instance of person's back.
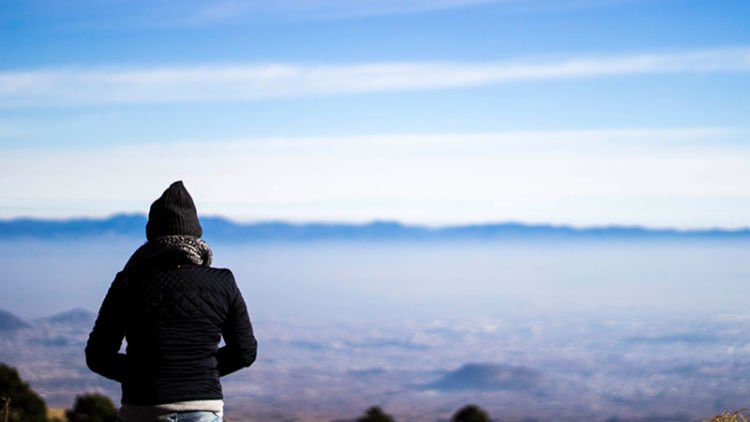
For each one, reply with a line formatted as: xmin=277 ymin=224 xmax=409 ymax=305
xmin=86 ymin=181 xmax=257 ymax=422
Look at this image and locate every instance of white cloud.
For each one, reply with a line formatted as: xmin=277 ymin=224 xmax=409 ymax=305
xmin=2 ymin=127 xmax=749 ymax=227
xmin=2 ymin=47 xmax=750 ymax=107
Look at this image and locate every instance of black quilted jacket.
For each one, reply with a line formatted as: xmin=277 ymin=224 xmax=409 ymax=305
xmin=86 ymin=265 xmax=257 ymax=405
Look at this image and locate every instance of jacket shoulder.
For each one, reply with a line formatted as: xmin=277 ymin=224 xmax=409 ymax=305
xmin=183 ymin=266 xmax=238 ymax=291
xmin=204 ymin=266 xmax=235 ymax=281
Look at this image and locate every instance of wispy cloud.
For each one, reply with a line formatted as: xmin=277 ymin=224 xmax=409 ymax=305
xmin=7 ymin=0 xmax=631 ymax=29
xmin=2 ymin=127 xmax=749 ymax=226
xmin=2 ymin=47 xmax=750 ymax=107
xmin=191 ymin=0 xmax=640 ymax=23
xmin=148 ymin=0 xmax=651 ymax=26
xmin=189 ymin=0 xmax=504 ymax=23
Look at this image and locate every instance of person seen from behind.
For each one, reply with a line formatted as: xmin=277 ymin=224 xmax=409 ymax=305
xmin=86 ymin=181 xmax=257 ymax=422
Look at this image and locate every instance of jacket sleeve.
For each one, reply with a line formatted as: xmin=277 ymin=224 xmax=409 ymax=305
xmin=85 ymin=272 xmax=129 ymax=382
xmin=217 ymin=271 xmax=257 ymax=376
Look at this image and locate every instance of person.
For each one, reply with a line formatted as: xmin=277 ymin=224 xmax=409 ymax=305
xmin=86 ymin=181 xmax=257 ymax=422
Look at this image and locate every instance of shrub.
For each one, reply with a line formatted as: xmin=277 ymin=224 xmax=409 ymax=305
xmin=452 ymin=404 xmax=491 ymax=422
xmin=358 ymin=406 xmax=397 ymax=422
xmin=65 ymin=393 xmax=117 ymax=422
xmin=0 ymin=363 xmax=48 ymax=422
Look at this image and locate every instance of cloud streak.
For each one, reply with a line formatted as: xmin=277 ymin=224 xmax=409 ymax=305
xmin=2 ymin=47 xmax=750 ymax=107
xmin=2 ymin=127 xmax=749 ymax=226
xmin=189 ymin=0 xmax=504 ymax=23
xmin=185 ymin=0 xmax=643 ymax=23
xmin=5 ymin=0 xmax=632 ymax=28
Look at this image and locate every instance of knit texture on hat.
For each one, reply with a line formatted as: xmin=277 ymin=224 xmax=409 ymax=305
xmin=146 ymin=181 xmax=203 ymax=240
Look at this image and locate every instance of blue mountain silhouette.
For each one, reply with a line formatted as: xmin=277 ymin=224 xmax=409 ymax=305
xmin=0 ymin=309 xmax=30 ymax=331
xmin=1 ymin=214 xmax=748 ymax=241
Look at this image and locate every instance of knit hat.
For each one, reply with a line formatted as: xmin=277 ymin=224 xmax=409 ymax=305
xmin=146 ymin=181 xmax=203 ymax=240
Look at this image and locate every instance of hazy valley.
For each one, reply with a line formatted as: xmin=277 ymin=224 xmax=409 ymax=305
xmin=2 ymin=223 xmax=750 ymax=420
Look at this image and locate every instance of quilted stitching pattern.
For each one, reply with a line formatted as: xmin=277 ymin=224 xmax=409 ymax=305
xmin=100 ymin=266 xmax=256 ymax=405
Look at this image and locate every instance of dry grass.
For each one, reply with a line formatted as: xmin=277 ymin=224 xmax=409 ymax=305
xmin=706 ymin=409 xmax=750 ymax=422
xmin=48 ymin=407 xmax=68 ymax=422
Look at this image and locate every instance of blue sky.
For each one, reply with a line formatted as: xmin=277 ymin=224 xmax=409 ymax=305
xmin=1 ymin=0 xmax=749 ymax=227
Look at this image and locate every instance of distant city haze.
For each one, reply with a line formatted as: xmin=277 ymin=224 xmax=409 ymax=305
xmin=1 ymin=234 xmax=749 ymax=421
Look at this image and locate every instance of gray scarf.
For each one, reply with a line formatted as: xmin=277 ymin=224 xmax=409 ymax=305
xmin=124 ymin=235 xmax=212 ymax=272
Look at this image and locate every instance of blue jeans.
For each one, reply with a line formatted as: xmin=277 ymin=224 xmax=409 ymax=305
xmin=156 ymin=411 xmax=222 ymax=422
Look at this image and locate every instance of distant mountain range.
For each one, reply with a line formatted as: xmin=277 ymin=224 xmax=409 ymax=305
xmin=0 ymin=308 xmax=96 ymax=331
xmin=38 ymin=308 xmax=96 ymax=325
xmin=0 ymin=309 xmax=30 ymax=331
xmin=1 ymin=214 xmax=749 ymax=241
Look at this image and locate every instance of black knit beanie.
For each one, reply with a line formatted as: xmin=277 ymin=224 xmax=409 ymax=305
xmin=146 ymin=181 xmax=203 ymax=240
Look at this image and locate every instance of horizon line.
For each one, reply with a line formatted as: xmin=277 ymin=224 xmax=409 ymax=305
xmin=2 ymin=212 xmax=749 ymax=233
